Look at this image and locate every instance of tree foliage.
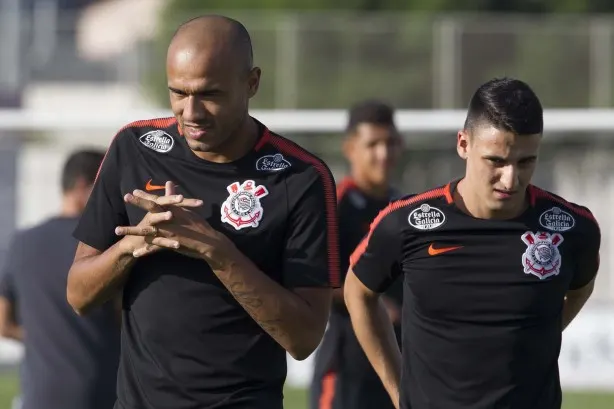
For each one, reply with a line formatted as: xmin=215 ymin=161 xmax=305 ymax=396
xmin=142 ymin=0 xmax=614 ymax=109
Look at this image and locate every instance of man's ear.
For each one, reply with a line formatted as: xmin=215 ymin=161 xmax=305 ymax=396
xmin=247 ymin=67 xmax=261 ymax=98
xmin=457 ymin=129 xmax=470 ymax=160
xmin=342 ymin=134 xmax=355 ymax=161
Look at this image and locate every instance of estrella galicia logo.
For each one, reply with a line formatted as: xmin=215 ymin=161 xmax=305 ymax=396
xmin=408 ymin=204 xmax=446 ymax=230
xmin=255 ymin=153 xmax=291 ymax=172
xmin=539 ymin=207 xmax=575 ymax=232
xmin=139 ymin=130 xmax=174 ymax=153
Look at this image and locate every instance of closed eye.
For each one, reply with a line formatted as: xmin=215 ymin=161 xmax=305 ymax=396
xmin=168 ymin=87 xmax=188 ymax=97
xmin=518 ymin=157 xmax=537 ymax=166
xmin=485 ymin=157 xmax=506 ymax=166
xmin=168 ymin=87 xmax=224 ymax=98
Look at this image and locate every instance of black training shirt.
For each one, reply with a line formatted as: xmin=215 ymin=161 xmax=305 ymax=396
xmin=350 ymin=180 xmax=600 ymax=409
xmin=74 ymin=117 xmax=340 ymax=409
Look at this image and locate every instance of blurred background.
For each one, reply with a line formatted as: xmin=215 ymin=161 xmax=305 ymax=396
xmin=0 ymin=0 xmax=613 ymax=408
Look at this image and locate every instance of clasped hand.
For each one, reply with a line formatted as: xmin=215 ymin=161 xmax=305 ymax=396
xmin=115 ymin=181 xmax=235 ymax=268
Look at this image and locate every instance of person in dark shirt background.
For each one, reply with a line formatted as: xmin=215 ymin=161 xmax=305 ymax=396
xmin=310 ymin=100 xmax=404 ymax=409
xmin=0 ymin=149 xmax=120 ymax=409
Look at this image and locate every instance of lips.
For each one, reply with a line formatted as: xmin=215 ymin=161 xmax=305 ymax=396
xmin=494 ymin=189 xmax=517 ymax=199
xmin=182 ymin=124 xmax=212 ymax=140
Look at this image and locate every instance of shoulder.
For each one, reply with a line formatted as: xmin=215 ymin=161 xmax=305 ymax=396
xmin=7 ymin=218 xmax=56 ymax=248
xmin=109 ymin=117 xmax=179 ymax=153
xmin=530 ymin=185 xmax=600 ymax=235
xmin=336 ymin=178 xmax=357 ymax=202
xmin=336 ymin=178 xmax=366 ymax=210
xmin=371 ymin=184 xmax=452 ymax=232
xmin=116 ymin=117 xmax=178 ymax=136
xmin=260 ymin=130 xmax=331 ymax=174
xmin=259 ymin=129 xmax=335 ymax=190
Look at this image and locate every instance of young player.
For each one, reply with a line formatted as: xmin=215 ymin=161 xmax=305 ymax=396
xmin=345 ymin=78 xmax=600 ymax=409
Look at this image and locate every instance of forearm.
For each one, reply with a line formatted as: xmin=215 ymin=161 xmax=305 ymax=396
xmin=347 ymin=295 xmax=401 ymax=407
xmin=562 ymin=294 xmax=590 ymax=330
xmin=67 ymin=241 xmax=135 ymax=314
xmin=562 ymin=280 xmax=595 ymax=331
xmin=211 ymin=250 xmax=327 ymax=360
xmin=332 ymin=288 xmax=346 ymax=308
xmin=0 ymin=299 xmax=23 ymax=342
xmin=1 ymin=323 xmax=23 ymax=342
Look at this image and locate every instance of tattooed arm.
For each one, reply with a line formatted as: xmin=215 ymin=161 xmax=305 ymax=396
xmin=212 ymin=251 xmax=332 ymax=360
xmin=211 ymin=165 xmax=337 ymax=360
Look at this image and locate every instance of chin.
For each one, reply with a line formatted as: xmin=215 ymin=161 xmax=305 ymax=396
xmin=490 ymin=198 xmax=523 ymax=213
xmin=370 ymin=173 xmax=388 ymax=186
xmin=186 ymin=138 xmax=217 ymax=152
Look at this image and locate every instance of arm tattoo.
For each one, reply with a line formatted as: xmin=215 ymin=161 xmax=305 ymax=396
xmin=229 ymin=282 xmax=263 ymax=308
xmin=228 ymin=281 xmax=291 ymax=343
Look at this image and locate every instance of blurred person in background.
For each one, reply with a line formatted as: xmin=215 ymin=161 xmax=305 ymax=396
xmin=310 ymin=100 xmax=404 ymax=409
xmin=344 ymin=78 xmax=601 ymax=409
xmin=0 ymin=149 xmax=121 ymax=409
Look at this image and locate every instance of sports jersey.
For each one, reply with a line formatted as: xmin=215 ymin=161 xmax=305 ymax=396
xmin=350 ymin=179 xmax=600 ymax=409
xmin=311 ymin=177 xmax=402 ymax=409
xmin=73 ymin=117 xmax=340 ymax=409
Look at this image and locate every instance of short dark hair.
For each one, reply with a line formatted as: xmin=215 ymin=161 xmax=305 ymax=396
xmin=61 ymin=149 xmax=105 ymax=192
xmin=346 ymin=99 xmax=396 ymax=133
xmin=464 ymin=77 xmax=543 ymax=135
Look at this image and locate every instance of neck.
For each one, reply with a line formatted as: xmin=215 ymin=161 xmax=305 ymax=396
xmin=60 ymin=196 xmax=82 ymax=218
xmin=350 ymin=173 xmax=389 ymax=199
xmin=192 ymin=116 xmax=259 ymax=163
xmin=455 ymin=178 xmax=527 ymax=220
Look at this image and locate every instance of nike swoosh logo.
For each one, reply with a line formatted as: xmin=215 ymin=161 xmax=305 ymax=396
xmin=428 ymin=243 xmax=463 ymax=256
xmin=145 ymin=179 xmax=165 ymax=191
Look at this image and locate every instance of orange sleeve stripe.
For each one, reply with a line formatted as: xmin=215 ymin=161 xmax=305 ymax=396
xmin=349 ymin=185 xmax=450 ymax=268
xmin=267 ymin=134 xmax=341 ymax=287
xmin=318 ymin=371 xmax=337 ymax=409
xmin=529 ymin=185 xmax=599 ymax=227
xmin=94 ymin=117 xmax=177 ymax=182
xmin=253 ymin=127 xmax=271 ymax=151
xmin=335 ymin=177 xmax=357 ymax=205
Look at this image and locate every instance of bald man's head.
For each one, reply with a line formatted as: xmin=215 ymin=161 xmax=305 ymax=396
xmin=169 ymin=15 xmax=253 ymax=73
xmin=165 ymin=15 xmax=261 ymax=159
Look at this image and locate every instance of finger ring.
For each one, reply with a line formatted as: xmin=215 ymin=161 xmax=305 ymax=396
xmin=151 ymin=226 xmax=158 ymax=236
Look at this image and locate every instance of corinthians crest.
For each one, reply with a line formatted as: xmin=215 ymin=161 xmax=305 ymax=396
xmin=221 ymin=180 xmax=269 ymax=230
xmin=521 ymin=231 xmax=564 ymax=280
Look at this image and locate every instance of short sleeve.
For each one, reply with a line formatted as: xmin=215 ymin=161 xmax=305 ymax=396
xmin=73 ymin=132 xmax=129 ymax=251
xmin=350 ymin=209 xmax=403 ymax=293
xmin=0 ymin=235 xmax=19 ymax=303
xmin=282 ymin=167 xmax=340 ymax=288
xmin=570 ymin=215 xmax=601 ymax=290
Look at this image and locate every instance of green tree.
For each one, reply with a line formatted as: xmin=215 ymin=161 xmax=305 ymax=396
xmin=143 ymin=0 xmax=614 ymax=109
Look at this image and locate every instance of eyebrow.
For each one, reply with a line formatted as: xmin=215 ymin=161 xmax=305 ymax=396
xmin=483 ymin=155 xmax=537 ymax=162
xmin=168 ymin=86 xmax=223 ymax=95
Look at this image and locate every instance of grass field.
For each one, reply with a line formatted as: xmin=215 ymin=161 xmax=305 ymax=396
xmin=281 ymin=387 xmax=614 ymax=409
xmin=0 ymin=373 xmax=610 ymax=408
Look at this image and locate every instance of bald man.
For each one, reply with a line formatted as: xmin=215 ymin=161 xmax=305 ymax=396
xmin=67 ymin=15 xmax=339 ymax=409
